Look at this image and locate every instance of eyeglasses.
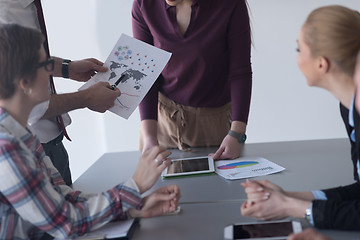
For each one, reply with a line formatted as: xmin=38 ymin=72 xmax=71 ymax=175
xmin=37 ymin=58 xmax=54 ymax=72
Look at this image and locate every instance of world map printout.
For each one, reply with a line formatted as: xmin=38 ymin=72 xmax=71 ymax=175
xmin=79 ymin=34 xmax=171 ymax=119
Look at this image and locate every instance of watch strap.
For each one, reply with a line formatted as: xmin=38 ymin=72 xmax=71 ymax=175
xmin=62 ymin=59 xmax=71 ymax=78
xmin=228 ymin=130 xmax=247 ymax=143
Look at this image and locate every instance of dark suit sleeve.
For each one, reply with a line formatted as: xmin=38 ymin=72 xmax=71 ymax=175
xmin=312 ymin=183 xmax=360 ymax=230
xmin=311 ymin=103 xmax=360 ymax=230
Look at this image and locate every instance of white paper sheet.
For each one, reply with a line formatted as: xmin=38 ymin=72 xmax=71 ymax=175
xmin=215 ymin=157 xmax=285 ymax=180
xmin=79 ymin=34 xmax=171 ymax=119
xmin=58 ymin=219 xmax=135 ymax=239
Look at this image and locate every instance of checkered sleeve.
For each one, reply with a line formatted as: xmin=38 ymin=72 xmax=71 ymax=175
xmin=0 ymin=139 xmax=142 ymax=239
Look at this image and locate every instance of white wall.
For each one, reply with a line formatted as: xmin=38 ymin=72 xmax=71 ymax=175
xmin=42 ymin=0 xmax=360 ymax=181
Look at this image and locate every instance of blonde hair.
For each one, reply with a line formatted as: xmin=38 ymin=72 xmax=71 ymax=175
xmin=303 ymin=5 xmax=360 ymax=77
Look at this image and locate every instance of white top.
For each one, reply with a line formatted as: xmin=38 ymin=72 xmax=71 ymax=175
xmin=0 ymin=0 xmax=71 ymax=143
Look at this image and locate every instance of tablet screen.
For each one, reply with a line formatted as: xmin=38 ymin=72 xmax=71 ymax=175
xmin=233 ymin=221 xmax=293 ymax=239
xmin=167 ymin=157 xmax=210 ymax=174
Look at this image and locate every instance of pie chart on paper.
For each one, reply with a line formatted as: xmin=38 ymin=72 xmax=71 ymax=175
xmin=217 ymin=161 xmax=259 ymax=170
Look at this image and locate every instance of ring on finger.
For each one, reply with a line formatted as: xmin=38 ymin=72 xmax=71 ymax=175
xmin=155 ymin=158 xmax=164 ymax=165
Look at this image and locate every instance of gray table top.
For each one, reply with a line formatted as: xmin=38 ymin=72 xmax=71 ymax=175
xmin=72 ymin=138 xmax=359 ymax=239
xmin=132 ymin=201 xmax=360 ymax=240
xmin=73 ymin=138 xmax=354 ymax=203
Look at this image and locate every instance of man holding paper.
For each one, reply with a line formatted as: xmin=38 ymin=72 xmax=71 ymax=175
xmin=0 ymin=0 xmax=121 ymax=186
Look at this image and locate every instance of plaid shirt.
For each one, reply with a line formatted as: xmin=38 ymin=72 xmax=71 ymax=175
xmin=0 ymin=108 xmax=142 ymax=239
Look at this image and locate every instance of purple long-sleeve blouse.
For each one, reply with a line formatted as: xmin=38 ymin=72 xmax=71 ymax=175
xmin=132 ymin=0 xmax=252 ymax=123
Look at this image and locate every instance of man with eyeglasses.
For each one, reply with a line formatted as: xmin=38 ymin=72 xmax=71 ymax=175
xmin=0 ymin=0 xmax=121 ymax=186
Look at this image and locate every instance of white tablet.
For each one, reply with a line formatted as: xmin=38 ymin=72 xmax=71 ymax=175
xmin=161 ymin=156 xmax=215 ymax=178
xmin=224 ymin=220 xmax=302 ymax=240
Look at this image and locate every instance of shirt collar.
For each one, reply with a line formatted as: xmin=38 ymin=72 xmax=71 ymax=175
xmin=349 ymin=94 xmax=355 ymax=128
xmin=19 ymin=0 xmax=34 ymax=8
xmin=0 ymin=108 xmax=31 ymax=141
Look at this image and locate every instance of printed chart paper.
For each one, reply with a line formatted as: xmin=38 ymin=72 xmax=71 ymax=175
xmin=215 ymin=157 xmax=285 ymax=180
xmin=79 ymin=34 xmax=171 ymax=119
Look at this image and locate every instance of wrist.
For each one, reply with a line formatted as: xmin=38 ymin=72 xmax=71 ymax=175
xmin=282 ymin=190 xmax=290 ymax=198
xmin=230 ymin=120 xmax=247 ymax=133
xmin=285 ymin=197 xmax=310 ymax=218
xmin=76 ymin=88 xmax=90 ymax=109
xmin=144 ymin=135 xmax=159 ymax=146
xmin=52 ymin=57 xmax=63 ymax=77
xmin=141 ymin=120 xmax=158 ymax=141
xmin=132 ymin=176 xmax=145 ymax=194
xmin=128 ymin=208 xmax=141 ymax=218
xmin=283 ymin=196 xmax=298 ymax=217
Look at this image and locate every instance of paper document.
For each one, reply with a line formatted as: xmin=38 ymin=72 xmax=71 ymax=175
xmin=215 ymin=157 xmax=285 ymax=180
xmin=76 ymin=219 xmax=134 ymax=239
xmin=56 ymin=219 xmax=136 ymax=240
xmin=79 ymin=33 xmax=172 ymax=119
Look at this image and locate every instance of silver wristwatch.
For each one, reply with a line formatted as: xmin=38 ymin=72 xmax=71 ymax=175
xmin=304 ymin=207 xmax=312 ymax=222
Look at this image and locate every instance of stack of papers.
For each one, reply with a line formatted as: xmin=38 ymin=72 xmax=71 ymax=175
xmin=215 ymin=157 xmax=285 ymax=180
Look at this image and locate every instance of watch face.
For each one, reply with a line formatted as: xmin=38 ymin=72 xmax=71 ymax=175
xmin=305 ymin=208 xmax=312 ymax=221
xmin=228 ymin=131 xmax=247 ymax=143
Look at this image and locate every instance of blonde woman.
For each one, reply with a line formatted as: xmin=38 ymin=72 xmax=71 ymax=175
xmin=241 ymin=5 xmax=360 ymax=230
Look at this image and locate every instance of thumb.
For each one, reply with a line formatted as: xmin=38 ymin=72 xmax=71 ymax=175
xmin=258 ymin=180 xmax=276 ymax=189
xmin=241 ymin=181 xmax=250 ymax=188
xmin=144 ymin=193 xmax=175 ymax=209
xmin=153 ymin=192 xmax=177 ymax=202
xmin=91 ymin=61 xmax=108 ymax=72
xmin=245 ymin=179 xmax=264 ymax=189
xmin=212 ymin=146 xmax=225 ymax=160
xmin=99 ymin=81 xmax=111 ymax=87
xmin=161 ymin=192 xmax=177 ymax=201
xmin=113 ymin=88 xmax=121 ymax=97
xmin=287 ymin=234 xmax=295 ymax=240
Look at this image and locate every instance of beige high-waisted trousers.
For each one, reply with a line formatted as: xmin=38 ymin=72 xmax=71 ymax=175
xmin=139 ymin=93 xmax=232 ymax=151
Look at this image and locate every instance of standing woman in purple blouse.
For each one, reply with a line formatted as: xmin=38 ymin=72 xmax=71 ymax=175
xmin=132 ymin=0 xmax=252 ymax=159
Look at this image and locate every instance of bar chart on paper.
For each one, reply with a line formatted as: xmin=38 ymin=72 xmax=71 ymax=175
xmin=217 ymin=161 xmax=259 ymax=170
xmin=215 ymin=157 xmax=285 ymax=180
